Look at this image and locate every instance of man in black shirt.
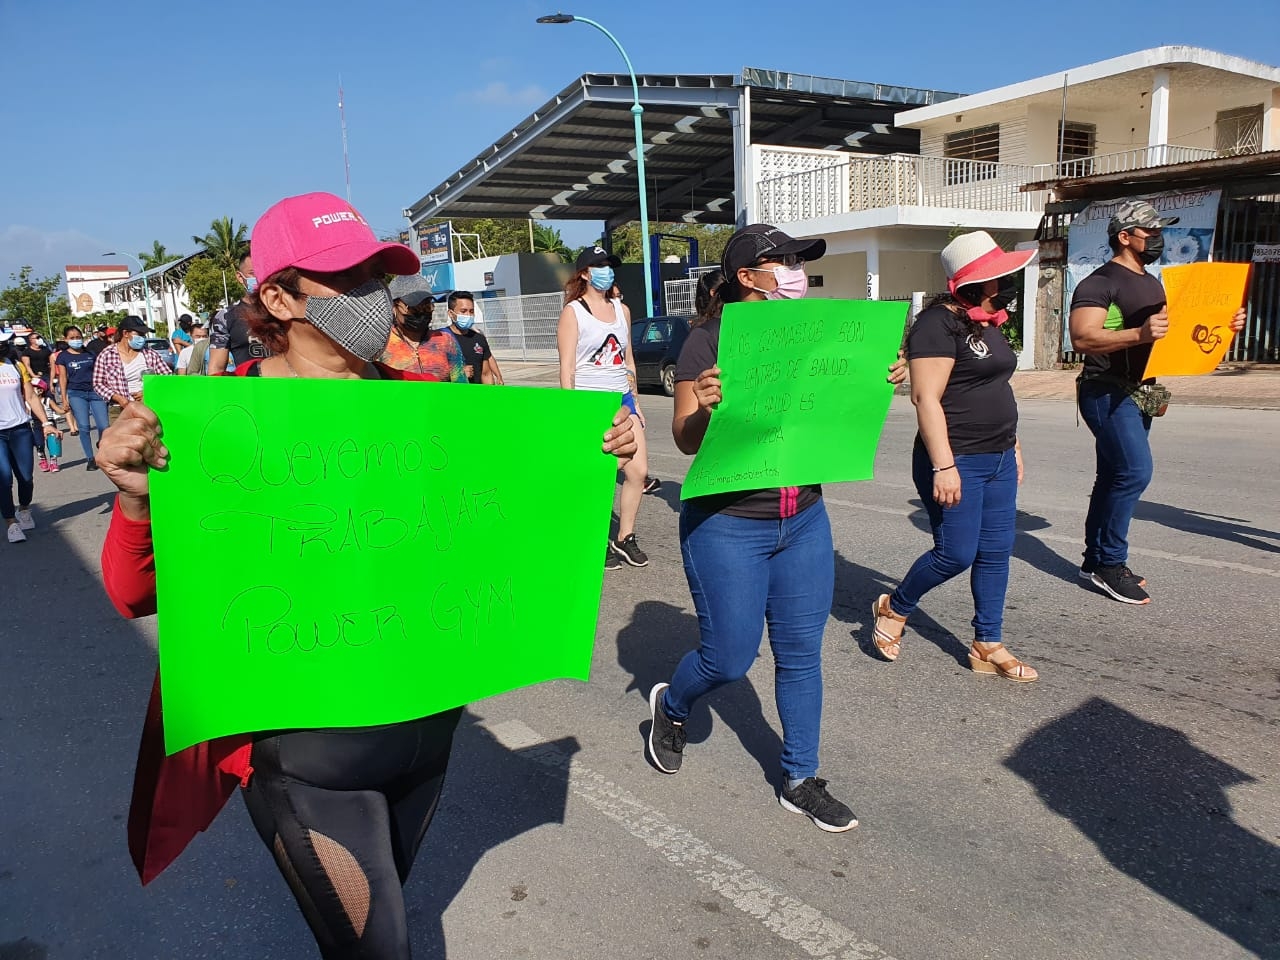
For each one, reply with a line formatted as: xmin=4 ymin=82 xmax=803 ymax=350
xmin=208 ymin=253 xmax=270 ymax=374
xmin=444 ymin=290 xmax=502 ymax=384
xmin=1069 ymin=200 xmax=1246 ymax=604
xmin=86 ymin=325 xmax=110 ymax=356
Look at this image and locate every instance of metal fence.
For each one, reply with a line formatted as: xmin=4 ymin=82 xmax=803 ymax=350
xmin=663 ymin=278 xmax=698 ymax=317
xmin=436 ymin=292 xmax=565 ymax=361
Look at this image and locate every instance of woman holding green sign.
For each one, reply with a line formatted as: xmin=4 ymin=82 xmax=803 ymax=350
xmin=97 ymin=192 xmax=639 ymax=960
xmin=869 ymin=231 xmax=1038 ymax=682
xmin=646 ymin=223 xmax=906 ymax=833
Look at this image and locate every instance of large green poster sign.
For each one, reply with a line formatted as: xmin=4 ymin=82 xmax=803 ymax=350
xmin=145 ymin=377 xmax=619 ymax=754
xmin=682 ymin=299 xmax=908 ymax=499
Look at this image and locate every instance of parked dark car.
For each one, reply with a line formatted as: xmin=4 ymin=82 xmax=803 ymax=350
xmin=630 ymin=315 xmax=691 ymax=396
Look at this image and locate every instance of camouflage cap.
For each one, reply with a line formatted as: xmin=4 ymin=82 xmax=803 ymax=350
xmin=1107 ymin=199 xmax=1180 ymax=236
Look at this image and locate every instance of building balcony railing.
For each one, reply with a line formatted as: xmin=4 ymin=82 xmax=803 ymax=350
xmin=756 ymin=144 xmax=1223 ymax=224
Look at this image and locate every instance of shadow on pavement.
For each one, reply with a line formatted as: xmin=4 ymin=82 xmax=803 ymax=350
xmin=832 ymin=549 xmax=969 ymax=665
xmin=410 ymin=717 xmax=578 ymax=957
xmin=1134 ymin=501 xmax=1280 ymax=555
xmin=1005 ymin=697 xmax=1280 ymax=958
xmin=615 ymin=599 xmax=784 ymax=790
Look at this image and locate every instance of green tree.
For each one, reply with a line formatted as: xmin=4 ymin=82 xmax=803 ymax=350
xmin=531 ymin=223 xmax=572 ymax=261
xmin=0 ymin=266 xmax=73 ymax=341
xmin=192 ymin=217 xmax=250 ymax=275
xmin=418 ymin=218 xmax=535 ymax=258
xmin=579 ymin=222 xmax=735 ymax=266
xmin=183 ymin=257 xmax=242 ymax=316
xmin=139 ymin=240 xmax=182 ymax=271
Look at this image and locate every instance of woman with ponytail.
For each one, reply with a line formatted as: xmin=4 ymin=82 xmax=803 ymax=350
xmin=869 ymin=231 xmax=1038 ymax=682
xmin=645 ymin=224 xmax=906 ymax=832
xmin=557 ymin=245 xmax=650 ymax=569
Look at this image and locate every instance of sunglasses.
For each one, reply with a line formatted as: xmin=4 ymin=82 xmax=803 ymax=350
xmin=751 ymin=254 xmax=805 ymax=269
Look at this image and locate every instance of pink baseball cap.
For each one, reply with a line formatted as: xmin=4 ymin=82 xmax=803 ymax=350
xmin=250 ymin=192 xmax=420 ymax=283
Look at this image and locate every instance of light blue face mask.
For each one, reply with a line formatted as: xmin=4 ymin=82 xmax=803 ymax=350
xmin=128 ymin=335 xmax=146 ymax=350
xmin=68 ymin=339 xmax=84 ymax=349
xmin=243 ymin=276 xmax=258 ymax=293
xmin=589 ymin=266 xmax=615 ymax=291
xmin=453 ymin=312 xmax=475 ymax=331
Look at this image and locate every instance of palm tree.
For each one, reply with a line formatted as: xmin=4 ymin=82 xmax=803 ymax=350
xmin=192 ymin=216 xmax=250 ymax=275
xmin=139 ymin=240 xmax=181 ymax=271
xmin=532 ymin=223 xmax=572 ymax=262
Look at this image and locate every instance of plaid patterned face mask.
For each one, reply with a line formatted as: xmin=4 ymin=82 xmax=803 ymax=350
xmin=304 ymin=279 xmax=395 ymax=361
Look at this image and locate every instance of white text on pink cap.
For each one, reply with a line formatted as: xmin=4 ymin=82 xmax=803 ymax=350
xmin=312 ymin=210 xmax=368 ymax=228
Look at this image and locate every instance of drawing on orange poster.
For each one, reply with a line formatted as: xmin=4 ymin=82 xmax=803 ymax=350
xmin=1143 ymin=262 xmax=1250 ymax=379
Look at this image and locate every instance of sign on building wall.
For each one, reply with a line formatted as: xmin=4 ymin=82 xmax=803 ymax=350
xmin=420 ymin=262 xmax=455 ymax=291
xmin=419 ymin=222 xmax=453 ymax=265
xmin=1064 ymin=188 xmax=1222 ymax=349
xmin=1252 ymin=243 xmax=1280 ymax=262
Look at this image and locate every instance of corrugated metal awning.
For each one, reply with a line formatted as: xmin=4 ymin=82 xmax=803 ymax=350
xmin=405 ymin=70 xmax=961 ymax=229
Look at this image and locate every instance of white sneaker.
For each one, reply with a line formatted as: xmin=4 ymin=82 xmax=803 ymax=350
xmin=16 ymin=508 xmax=34 ymax=530
xmin=7 ymin=523 xmax=26 ymax=543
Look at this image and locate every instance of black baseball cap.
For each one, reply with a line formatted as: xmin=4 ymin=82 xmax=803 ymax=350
xmin=722 ymin=224 xmax=826 ymax=279
xmin=575 ymin=245 xmax=622 ymax=271
xmin=120 ymin=315 xmax=154 ymax=334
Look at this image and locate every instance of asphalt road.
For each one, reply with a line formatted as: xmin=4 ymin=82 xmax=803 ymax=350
xmin=3 ymin=395 xmax=1279 ymax=960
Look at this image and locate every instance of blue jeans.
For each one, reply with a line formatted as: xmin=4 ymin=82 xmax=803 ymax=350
xmin=664 ymin=498 xmax=833 ymax=780
xmin=66 ymin=389 xmax=110 ymax=462
xmin=0 ymin=423 xmax=36 ymax=520
xmin=1078 ymin=381 xmax=1153 ymax=567
xmin=890 ymin=445 xmax=1018 ymax=644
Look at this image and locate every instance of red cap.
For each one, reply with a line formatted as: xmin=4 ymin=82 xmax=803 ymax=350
xmin=250 ymin=192 xmax=420 ymax=283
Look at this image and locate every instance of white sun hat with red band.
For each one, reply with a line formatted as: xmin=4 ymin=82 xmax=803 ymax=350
xmin=941 ymin=231 xmax=1036 ymax=295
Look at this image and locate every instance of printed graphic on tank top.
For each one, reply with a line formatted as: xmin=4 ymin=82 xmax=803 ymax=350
xmin=571 ymin=298 xmax=630 ymax=393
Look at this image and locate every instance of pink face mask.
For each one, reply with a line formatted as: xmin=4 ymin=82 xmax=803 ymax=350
xmin=751 ymin=265 xmax=809 ymax=300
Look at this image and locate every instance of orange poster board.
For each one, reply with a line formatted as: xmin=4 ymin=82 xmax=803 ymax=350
xmin=1143 ymin=262 xmax=1250 ymax=379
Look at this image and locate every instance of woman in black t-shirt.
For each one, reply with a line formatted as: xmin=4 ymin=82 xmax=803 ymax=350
xmin=870 ymin=231 xmax=1038 ymax=682
xmin=644 ymin=224 xmax=907 ymax=833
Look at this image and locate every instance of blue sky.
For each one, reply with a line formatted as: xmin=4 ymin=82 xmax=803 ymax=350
xmin=1 ymin=0 xmax=1277 ymax=288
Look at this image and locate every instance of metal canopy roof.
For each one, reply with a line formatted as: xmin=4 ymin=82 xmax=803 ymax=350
xmin=103 ymin=251 xmax=204 ymax=301
xmin=406 ymin=69 xmax=961 ymax=230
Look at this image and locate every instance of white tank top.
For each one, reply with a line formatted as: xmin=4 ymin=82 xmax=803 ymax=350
xmin=0 ymin=360 xmax=30 ymax=430
xmin=570 ymin=298 xmax=630 ymax=392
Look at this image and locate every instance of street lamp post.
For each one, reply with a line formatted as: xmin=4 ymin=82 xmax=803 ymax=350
xmin=103 ymin=251 xmax=155 ymax=330
xmin=536 ymin=12 xmax=655 ymax=317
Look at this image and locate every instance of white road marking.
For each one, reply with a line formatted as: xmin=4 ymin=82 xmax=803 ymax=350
xmin=484 ymin=719 xmax=899 ymax=960
xmin=643 ymin=456 xmax=1280 ymax=581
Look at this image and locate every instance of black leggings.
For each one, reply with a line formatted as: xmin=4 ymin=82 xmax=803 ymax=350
xmin=241 ymin=708 xmax=464 ymax=959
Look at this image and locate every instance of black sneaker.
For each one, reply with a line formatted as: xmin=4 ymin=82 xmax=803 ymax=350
xmin=643 ymin=476 xmax=662 ymax=494
xmin=779 ymin=777 xmax=858 ymax=833
xmin=86 ymin=460 xmax=99 ymax=472
xmin=1080 ymin=557 xmax=1146 ymax=587
xmin=1091 ymin=564 xmax=1150 ymax=604
xmin=605 ymin=546 xmax=622 ymax=570
xmin=610 ymin=534 xmax=649 ymax=567
xmin=647 ymin=683 xmax=686 ymax=774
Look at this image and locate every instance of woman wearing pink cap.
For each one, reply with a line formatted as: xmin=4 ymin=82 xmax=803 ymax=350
xmin=869 ymin=231 xmax=1038 ymax=682
xmin=94 ymin=192 xmax=638 ymax=959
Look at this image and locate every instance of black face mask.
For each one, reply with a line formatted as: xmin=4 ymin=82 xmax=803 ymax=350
xmin=401 ymin=313 xmax=432 ymax=334
xmin=1136 ymin=234 xmax=1164 ymax=265
xmin=989 ymin=275 xmax=1019 ymax=313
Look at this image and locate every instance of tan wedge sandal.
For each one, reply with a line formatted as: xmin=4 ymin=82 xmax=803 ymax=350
xmin=968 ymin=642 xmax=1038 ymax=682
xmin=870 ymin=594 xmax=907 ymax=662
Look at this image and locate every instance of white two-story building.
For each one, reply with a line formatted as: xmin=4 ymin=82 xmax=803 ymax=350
xmin=756 ymin=46 xmax=1280 ymax=348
